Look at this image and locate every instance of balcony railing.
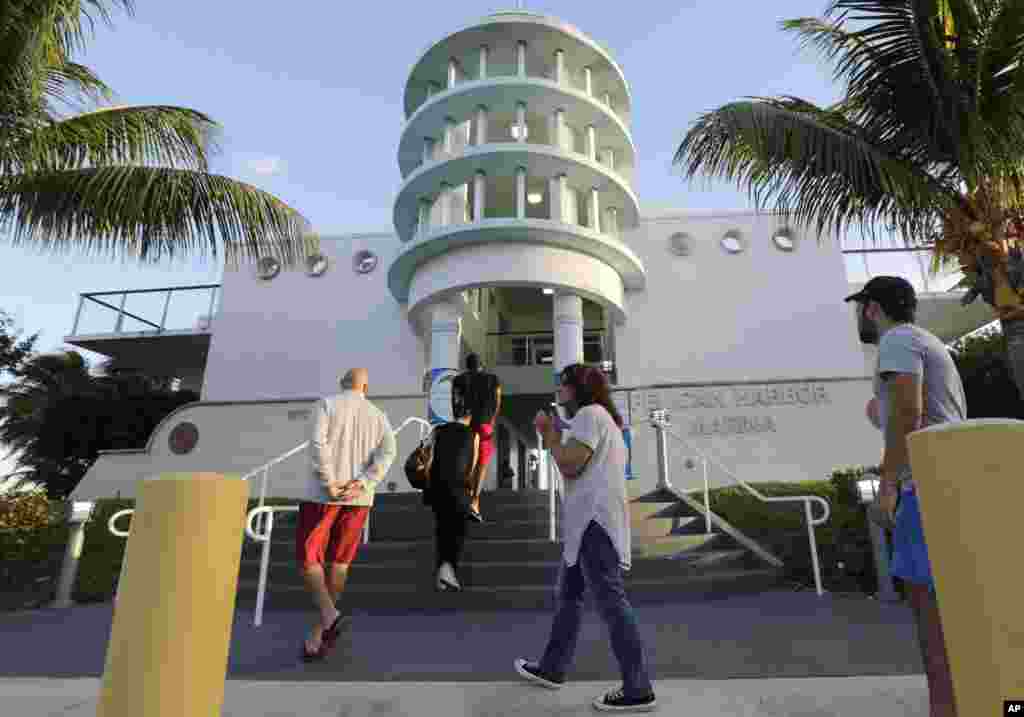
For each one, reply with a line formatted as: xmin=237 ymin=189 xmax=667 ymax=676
xmin=489 ymin=330 xmax=606 ymax=367
xmin=69 ymin=284 xmax=221 ymax=337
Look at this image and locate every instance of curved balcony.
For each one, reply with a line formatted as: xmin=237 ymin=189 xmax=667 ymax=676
xmin=398 ymin=76 xmax=635 ymax=180
xmin=403 ymin=11 xmax=631 ymax=123
xmin=393 ymin=143 xmax=640 ymax=243
xmin=388 ymin=217 xmax=646 ymax=308
xmin=403 ymin=240 xmax=629 ymax=326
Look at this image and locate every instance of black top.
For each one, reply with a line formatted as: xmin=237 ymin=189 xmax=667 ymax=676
xmin=452 ymin=370 xmax=501 ymax=428
xmin=423 ymin=422 xmax=475 ymax=512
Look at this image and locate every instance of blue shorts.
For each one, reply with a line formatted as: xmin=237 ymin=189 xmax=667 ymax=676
xmin=889 ymin=486 xmax=935 ymax=591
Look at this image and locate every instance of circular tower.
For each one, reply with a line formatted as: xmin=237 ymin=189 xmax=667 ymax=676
xmin=389 ymin=10 xmax=645 ymax=383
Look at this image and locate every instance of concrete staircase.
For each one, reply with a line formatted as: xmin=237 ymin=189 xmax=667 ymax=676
xmin=235 ymin=488 xmax=783 ymax=612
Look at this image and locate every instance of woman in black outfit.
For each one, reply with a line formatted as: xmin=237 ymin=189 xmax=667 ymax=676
xmin=423 ymin=410 xmax=478 ymax=591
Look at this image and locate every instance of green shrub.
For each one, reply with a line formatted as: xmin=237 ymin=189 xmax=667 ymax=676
xmin=0 ymin=489 xmax=52 ymax=531
xmin=73 ymin=498 xmax=135 ymax=602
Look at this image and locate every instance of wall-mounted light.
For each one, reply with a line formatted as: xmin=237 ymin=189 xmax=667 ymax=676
xmin=511 ymin=124 xmax=529 ymax=140
xmin=527 ymin=192 xmax=543 ymax=204
xmin=542 ymin=288 xmax=554 ymax=295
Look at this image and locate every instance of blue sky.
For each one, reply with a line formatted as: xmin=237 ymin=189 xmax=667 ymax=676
xmin=0 ymin=0 xmax=965 ymax=358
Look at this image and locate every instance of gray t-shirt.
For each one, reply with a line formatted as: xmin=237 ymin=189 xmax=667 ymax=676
xmin=873 ymin=324 xmax=967 ymax=474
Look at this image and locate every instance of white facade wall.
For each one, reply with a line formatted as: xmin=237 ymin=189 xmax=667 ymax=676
xmin=617 ymin=211 xmax=868 ymax=386
xmin=202 ymin=235 xmax=424 ymax=401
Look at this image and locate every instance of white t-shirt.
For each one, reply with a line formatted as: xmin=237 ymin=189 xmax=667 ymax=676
xmin=561 ymin=404 xmax=632 ymax=571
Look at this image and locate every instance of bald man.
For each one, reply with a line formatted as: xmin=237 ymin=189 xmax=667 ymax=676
xmin=296 ymin=368 xmax=396 ymax=661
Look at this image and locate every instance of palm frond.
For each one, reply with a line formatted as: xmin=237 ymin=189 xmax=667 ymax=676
xmin=0 ymin=166 xmax=314 ymax=268
xmin=43 ymin=60 xmax=113 ymax=111
xmin=10 ymin=105 xmax=217 ymax=175
xmin=674 ymin=97 xmax=953 ymax=243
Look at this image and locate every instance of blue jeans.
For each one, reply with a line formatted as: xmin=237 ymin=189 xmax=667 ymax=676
xmin=538 ymin=521 xmax=653 ymax=697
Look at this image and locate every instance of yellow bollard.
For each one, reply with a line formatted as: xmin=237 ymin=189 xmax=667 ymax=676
xmin=907 ymin=419 xmax=1024 ymax=715
xmin=96 ymin=473 xmax=248 ymax=717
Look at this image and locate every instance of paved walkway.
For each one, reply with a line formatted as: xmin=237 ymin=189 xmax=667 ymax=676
xmin=0 ymin=589 xmax=931 ymax=714
xmin=6 ymin=676 xmax=929 ymax=716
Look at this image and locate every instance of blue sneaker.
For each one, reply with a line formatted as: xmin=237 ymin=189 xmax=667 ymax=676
xmin=513 ymin=658 xmax=564 ymax=689
xmin=592 ymin=687 xmax=657 ymax=712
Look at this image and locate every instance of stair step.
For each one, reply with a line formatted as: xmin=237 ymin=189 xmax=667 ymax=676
xmin=234 ymin=568 xmax=785 ymax=611
xmin=242 ymin=537 xmax=565 ymax=564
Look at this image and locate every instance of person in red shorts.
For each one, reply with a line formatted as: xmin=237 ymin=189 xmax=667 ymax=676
xmin=452 ymin=353 xmax=501 ymax=522
xmin=297 ymin=368 xmax=396 ymax=661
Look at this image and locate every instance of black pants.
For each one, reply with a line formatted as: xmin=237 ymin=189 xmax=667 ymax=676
xmin=432 ymin=498 xmax=469 ymax=571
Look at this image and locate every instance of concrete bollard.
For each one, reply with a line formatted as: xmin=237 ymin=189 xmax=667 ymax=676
xmin=95 ymin=473 xmax=248 ymax=717
xmin=907 ymin=419 xmax=1024 ymax=715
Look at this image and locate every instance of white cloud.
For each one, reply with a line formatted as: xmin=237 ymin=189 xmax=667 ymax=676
xmin=245 ymin=156 xmax=286 ymax=177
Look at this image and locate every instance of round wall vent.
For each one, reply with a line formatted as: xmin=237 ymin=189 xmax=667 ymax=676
xmin=771 ymin=228 xmax=797 ymax=251
xmin=255 ymin=256 xmax=281 ymax=280
xmin=168 ymin=422 xmax=199 ymax=455
xmin=720 ymin=229 xmax=747 ymax=254
xmin=305 ymin=253 xmax=330 ymax=277
xmin=353 ymin=250 xmax=378 ymax=274
xmin=667 ymin=232 xmax=695 ymax=256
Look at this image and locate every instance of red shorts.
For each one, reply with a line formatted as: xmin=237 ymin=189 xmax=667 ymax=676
xmin=475 ymin=422 xmax=495 ymax=468
xmin=295 ymin=502 xmax=369 ymax=569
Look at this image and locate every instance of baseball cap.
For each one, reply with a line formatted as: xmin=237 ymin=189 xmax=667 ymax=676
xmin=844 ymin=275 xmax=917 ymax=312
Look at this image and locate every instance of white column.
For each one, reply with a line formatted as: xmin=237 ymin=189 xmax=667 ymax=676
xmin=444 ymin=117 xmax=456 ymax=154
xmin=589 ymin=188 xmax=601 ymax=231
xmin=448 ymin=58 xmax=459 ymax=88
xmin=601 ymin=147 xmax=616 ymax=171
xmin=473 ymin=171 xmax=487 ymax=221
xmin=422 ymin=137 xmax=435 ymax=164
xmin=549 ymin=174 xmax=567 ymax=222
xmin=418 ymin=198 xmax=432 ymax=235
xmin=586 ymin=125 xmax=597 ymax=161
xmin=479 ymin=45 xmax=489 ymax=79
xmin=517 ymin=41 xmax=527 ymax=76
xmin=553 ymin=49 xmax=565 ymax=84
xmin=551 ymin=108 xmax=566 ymax=151
xmin=429 ymin=303 xmax=462 ymax=425
xmin=475 ymin=106 xmax=488 ymax=145
xmin=553 ymin=291 xmax=585 ymax=377
xmin=515 ymin=102 xmax=527 ymax=142
xmin=583 ymin=66 xmax=593 ymax=96
xmin=440 ymin=182 xmax=453 ymax=226
xmin=603 ymin=206 xmax=619 ymax=237
xmin=516 ymin=167 xmax=527 ymax=218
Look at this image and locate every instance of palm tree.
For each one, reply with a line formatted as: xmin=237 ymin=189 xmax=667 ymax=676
xmin=1 ymin=0 xmax=316 ymax=269
xmin=674 ymin=0 xmax=1024 ymax=398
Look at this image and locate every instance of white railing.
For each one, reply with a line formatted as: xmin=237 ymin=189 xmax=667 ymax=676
xmin=650 ymin=411 xmax=831 ymax=596
xmin=106 ymin=415 xmax=433 ymax=626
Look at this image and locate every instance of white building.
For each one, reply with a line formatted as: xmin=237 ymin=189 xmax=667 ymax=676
xmin=65 ymin=10 xmax=993 ymax=504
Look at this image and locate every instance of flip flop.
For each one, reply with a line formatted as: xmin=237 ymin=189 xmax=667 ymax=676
xmin=321 ymin=613 xmax=347 ymax=652
xmin=301 ymin=638 xmax=325 ymax=662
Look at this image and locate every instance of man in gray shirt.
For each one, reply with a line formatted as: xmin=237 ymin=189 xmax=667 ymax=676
xmin=845 ymin=276 xmax=965 ymax=716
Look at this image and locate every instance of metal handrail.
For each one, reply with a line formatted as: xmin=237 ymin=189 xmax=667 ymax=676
xmin=657 ymin=417 xmax=831 ymax=596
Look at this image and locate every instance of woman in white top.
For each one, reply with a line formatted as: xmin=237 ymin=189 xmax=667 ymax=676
xmin=514 ymin=363 xmax=657 ymax=713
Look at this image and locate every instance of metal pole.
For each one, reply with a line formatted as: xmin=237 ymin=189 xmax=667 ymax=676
xmin=805 ymin=501 xmax=825 ymax=597
xmin=52 ymin=518 xmax=88 ymax=608
xmin=653 ymin=413 xmax=671 ymax=491
xmin=207 ymin=286 xmax=218 ymax=324
xmin=702 ymin=458 xmax=712 ymax=535
xmin=72 ymin=296 xmax=85 ymax=335
xmin=254 ymin=511 xmax=273 ymax=628
xmin=159 ymin=290 xmax=172 ymax=332
xmin=114 ymin=292 xmax=128 ymax=333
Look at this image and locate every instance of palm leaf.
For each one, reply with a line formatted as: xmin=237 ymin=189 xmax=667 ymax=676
xmin=11 ymin=105 xmax=217 ymax=175
xmin=674 ymin=97 xmax=952 ymax=243
xmin=0 ymin=166 xmax=314 ymax=268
